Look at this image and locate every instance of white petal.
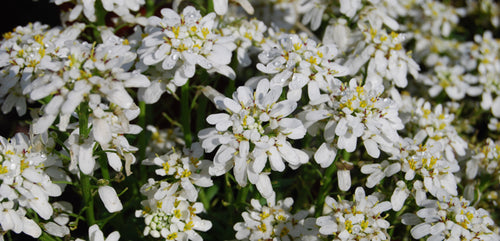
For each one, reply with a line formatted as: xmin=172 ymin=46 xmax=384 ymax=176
xmin=93 ymin=118 xmax=112 ymax=145
xmin=23 ymin=218 xmax=42 ymax=238
xmin=44 ymin=221 xmax=69 ymax=237
xmin=30 ymin=198 xmax=53 ymax=220
xmin=213 ymin=0 xmax=228 ymax=15
xmin=79 ymin=142 xmax=96 ymax=175
xmin=256 ymin=174 xmax=274 ymax=199
xmin=337 ymin=169 xmax=351 ymax=191
xmin=411 ymin=223 xmax=431 ymax=239
xmin=98 ymin=186 xmax=123 ymax=213
xmin=364 ymin=138 xmax=380 ymax=158
xmin=268 ymin=147 xmax=285 ymax=171
xmin=314 ymin=143 xmax=336 ymax=168
xmin=89 ymin=224 xmax=105 ymax=241
xmin=106 ymin=231 xmax=120 ymax=241
xmin=492 ymin=96 xmax=500 ymax=117
xmin=106 ymin=152 xmax=122 ymax=172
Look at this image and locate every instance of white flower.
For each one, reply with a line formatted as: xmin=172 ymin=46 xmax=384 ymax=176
xmin=470 ymin=31 xmax=500 ymax=117
xmin=135 ymin=181 xmax=212 ymax=241
xmin=316 ymin=187 xmax=392 ymax=240
xmin=0 ymin=201 xmax=42 ymax=238
xmin=27 ymin=30 xmax=149 ymax=134
xmin=299 ymin=0 xmax=328 ymax=30
xmin=304 ymin=78 xmax=403 ymax=168
xmin=52 ymin=0 xmax=145 ymax=24
xmin=339 ymin=0 xmax=362 ymax=18
xmin=0 ymin=132 xmax=66 ymax=238
xmin=344 ymin=27 xmax=419 ymax=88
xmin=75 ymin=224 xmax=120 ymax=241
xmin=360 ymin=160 xmax=401 ymax=188
xmin=234 ymin=197 xmax=318 ymax=241
xmin=50 ymin=0 xmax=97 ymax=22
xmin=420 ymin=0 xmax=466 ymax=37
xmin=421 ymin=64 xmax=481 ymax=100
xmin=149 ymin=143 xmax=213 ymax=202
xmin=90 ymin=102 xmax=142 ymax=174
xmin=387 ymin=136 xmax=460 ymax=201
xmin=0 ymin=22 xmax=85 ymax=116
xmin=198 ymin=78 xmax=307 ymax=199
xmin=411 ymin=99 xmax=467 ymax=163
xmin=213 ymin=0 xmax=254 ymax=15
xmin=257 ymin=32 xmax=348 ymax=101
xmin=408 ymin=197 xmax=499 ymax=241
xmin=222 ymin=19 xmax=267 ymax=67
xmin=465 ymin=138 xmax=500 ymax=180
xmin=137 ymin=6 xmax=235 ymax=103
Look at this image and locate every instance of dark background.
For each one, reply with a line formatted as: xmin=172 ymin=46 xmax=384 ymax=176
xmin=1 ymin=0 xmax=61 ymax=34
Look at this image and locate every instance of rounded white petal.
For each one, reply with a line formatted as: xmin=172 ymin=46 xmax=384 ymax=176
xmin=98 ymin=186 xmax=123 ymax=213
xmin=337 ymin=169 xmax=351 ymax=191
xmin=23 ymin=218 xmax=42 ymax=238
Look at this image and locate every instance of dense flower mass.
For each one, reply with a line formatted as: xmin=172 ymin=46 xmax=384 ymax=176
xmin=257 ymin=32 xmax=349 ymax=101
xmin=233 ymin=198 xmax=318 ymax=241
xmin=408 ymin=197 xmax=499 ymax=241
xmin=198 ymin=78 xmax=307 ymax=201
xmin=1 ymin=0 xmax=500 ymax=240
xmin=137 ymin=6 xmax=236 ymax=103
xmin=316 ymin=187 xmax=392 ymax=241
xmin=0 ymin=133 xmax=67 ymax=238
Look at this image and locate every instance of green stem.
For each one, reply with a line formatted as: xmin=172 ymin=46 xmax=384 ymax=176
xmin=181 ymin=81 xmax=192 ymax=147
xmin=136 ymin=101 xmax=149 ymax=184
xmin=198 ymin=189 xmax=210 ymax=211
xmin=80 ymin=172 xmax=96 ymax=226
xmin=78 ymin=101 xmax=96 ymax=226
xmin=78 ymin=102 xmax=90 ymax=143
xmin=224 ymin=173 xmax=234 ymax=205
xmin=195 ymin=90 xmax=208 ymax=133
xmin=145 ymin=0 xmax=156 ymax=16
xmin=137 ymin=101 xmax=148 ymax=161
xmin=236 ymin=185 xmax=250 ymax=209
xmin=207 ymin=0 xmax=214 ymax=14
xmin=314 ymin=149 xmax=343 ymax=217
xmin=98 ymin=152 xmax=110 ymax=180
xmin=39 ymin=232 xmax=62 ymax=241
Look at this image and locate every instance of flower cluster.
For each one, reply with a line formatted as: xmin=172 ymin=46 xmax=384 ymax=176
xmin=0 ymin=22 xmax=84 ymax=116
xmin=199 ymin=78 xmax=307 ymax=201
xmin=136 ymin=144 xmax=213 ymax=240
xmin=137 ymin=6 xmax=235 ymax=103
xmin=2 ymin=0 xmax=500 ymax=240
xmin=233 ymin=198 xmax=318 ymax=241
xmin=407 ymin=197 xmax=499 ymax=241
xmin=316 ymin=187 xmax=392 ymax=241
xmin=257 ymin=32 xmax=348 ymax=101
xmin=0 ymin=133 xmax=67 ymax=238
xmin=304 ymin=78 xmax=403 ymax=167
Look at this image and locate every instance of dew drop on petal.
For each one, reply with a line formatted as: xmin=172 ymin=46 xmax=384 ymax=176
xmin=171 ymin=53 xmax=179 ymax=61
